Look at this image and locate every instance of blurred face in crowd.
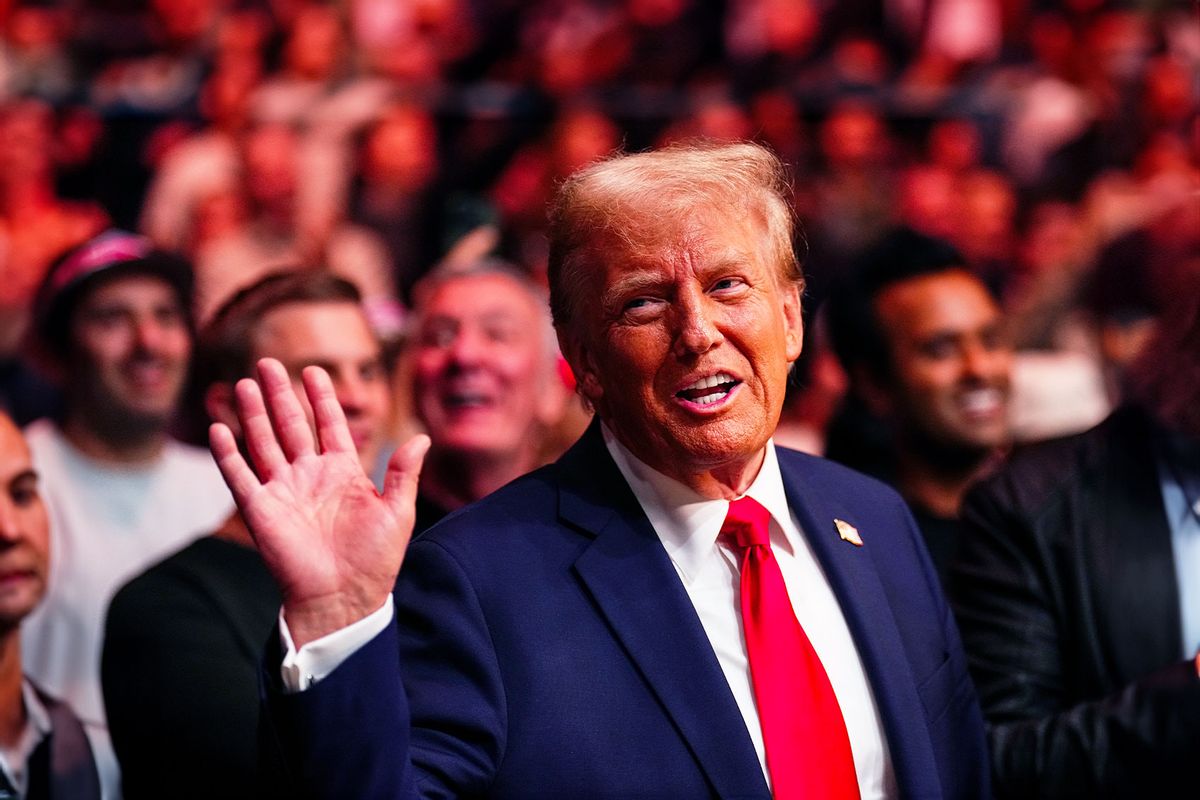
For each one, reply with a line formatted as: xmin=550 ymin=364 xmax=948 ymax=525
xmin=872 ymin=270 xmax=1012 ymax=453
xmin=363 ymin=106 xmax=437 ymax=191
xmin=0 ymin=413 xmax=49 ymax=632
xmin=411 ymin=273 xmax=553 ymax=461
xmin=251 ymin=301 xmax=389 ymax=471
xmin=565 ymin=207 xmax=803 ymax=482
xmin=69 ymin=274 xmax=192 ymax=429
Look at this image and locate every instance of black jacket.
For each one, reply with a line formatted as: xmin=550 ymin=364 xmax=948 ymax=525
xmin=949 ymin=405 xmax=1200 ymax=799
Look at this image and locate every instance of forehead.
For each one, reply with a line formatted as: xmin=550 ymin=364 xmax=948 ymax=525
xmin=252 ymin=301 xmax=379 ymax=360
xmin=0 ymin=415 xmax=32 ymax=478
xmin=422 ymin=274 xmax=543 ymax=322
xmin=597 ymin=208 xmax=769 ymax=280
xmin=78 ymin=273 xmax=181 ymax=309
xmin=874 ymin=270 xmax=1000 ymax=338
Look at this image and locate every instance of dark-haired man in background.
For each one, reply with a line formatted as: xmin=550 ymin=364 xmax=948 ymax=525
xmin=102 ymin=271 xmax=389 ymax=800
xmin=826 ymin=227 xmax=1013 ymax=580
xmin=949 ymin=286 xmax=1200 ymax=798
xmin=20 ymin=230 xmax=232 ymax=798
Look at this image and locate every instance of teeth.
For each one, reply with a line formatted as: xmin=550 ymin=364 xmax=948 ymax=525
xmin=692 ymin=390 xmax=728 ymax=406
xmin=959 ymin=388 xmax=1003 ymax=414
xmin=682 ymin=372 xmax=735 ymax=392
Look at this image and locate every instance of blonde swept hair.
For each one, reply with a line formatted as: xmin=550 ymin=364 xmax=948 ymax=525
xmin=546 ymin=140 xmax=804 ymax=332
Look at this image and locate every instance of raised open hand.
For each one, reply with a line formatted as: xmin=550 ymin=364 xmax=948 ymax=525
xmin=209 ymin=358 xmax=429 ymax=647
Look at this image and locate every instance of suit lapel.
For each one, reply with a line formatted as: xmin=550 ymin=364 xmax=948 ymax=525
xmin=558 ymin=425 xmax=769 ymax=800
xmin=777 ymin=450 xmax=942 ymax=798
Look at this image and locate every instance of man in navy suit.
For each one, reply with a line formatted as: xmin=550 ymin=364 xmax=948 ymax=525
xmin=212 ymin=142 xmax=989 ymax=798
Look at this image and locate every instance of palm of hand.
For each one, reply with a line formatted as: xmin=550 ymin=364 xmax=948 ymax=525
xmin=210 ymin=358 xmax=429 ymax=646
xmin=244 ymin=449 xmax=409 ymax=608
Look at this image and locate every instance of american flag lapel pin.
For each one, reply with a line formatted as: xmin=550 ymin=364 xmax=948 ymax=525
xmin=834 ymin=518 xmax=863 ymax=546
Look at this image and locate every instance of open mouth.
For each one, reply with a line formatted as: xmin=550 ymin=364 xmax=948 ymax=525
xmin=957 ymin=387 xmax=1006 ymax=418
xmin=675 ymin=372 xmax=741 ymax=407
xmin=442 ymin=391 xmax=493 ymax=411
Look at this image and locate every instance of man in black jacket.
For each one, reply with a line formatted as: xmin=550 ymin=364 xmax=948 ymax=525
xmin=949 ymin=287 xmax=1200 ymax=798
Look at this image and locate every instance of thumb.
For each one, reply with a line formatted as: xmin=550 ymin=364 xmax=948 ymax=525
xmin=383 ymin=433 xmax=431 ymax=519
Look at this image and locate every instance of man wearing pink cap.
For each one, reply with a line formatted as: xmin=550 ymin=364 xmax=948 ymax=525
xmin=20 ymin=230 xmax=233 ymax=799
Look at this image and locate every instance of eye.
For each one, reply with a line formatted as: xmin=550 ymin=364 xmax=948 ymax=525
xmin=485 ymin=324 xmax=519 ymax=344
xmin=421 ymin=323 xmax=457 ymax=348
xmin=919 ymin=336 xmax=957 ymax=360
xmin=710 ymin=277 xmax=746 ymax=294
xmin=10 ymin=480 xmax=39 ymax=508
xmin=621 ymin=296 xmax=666 ymax=321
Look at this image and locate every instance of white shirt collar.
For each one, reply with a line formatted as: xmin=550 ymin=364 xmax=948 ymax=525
xmin=601 ymin=423 xmax=797 ymax=585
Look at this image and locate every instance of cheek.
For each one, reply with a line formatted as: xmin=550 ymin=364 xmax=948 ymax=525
xmin=163 ymin=330 xmax=192 ymax=360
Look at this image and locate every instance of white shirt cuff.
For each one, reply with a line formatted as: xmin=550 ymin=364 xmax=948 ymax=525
xmin=279 ymin=595 xmax=395 ymax=693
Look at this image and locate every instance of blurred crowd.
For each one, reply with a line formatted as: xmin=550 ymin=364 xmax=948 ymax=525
xmin=0 ymin=0 xmax=1196 ymax=372
xmin=0 ymin=0 xmax=1196 ymax=798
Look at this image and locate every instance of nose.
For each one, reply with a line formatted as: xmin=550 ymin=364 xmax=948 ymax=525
xmin=962 ymin=340 xmax=1008 ymax=383
xmin=0 ymin=499 xmax=18 ymax=543
xmin=447 ymin=328 xmax=486 ymax=369
xmin=133 ymin=316 xmax=169 ymax=352
xmin=334 ymin=373 xmax=369 ymax=417
xmin=673 ymin=292 xmax=723 ymax=357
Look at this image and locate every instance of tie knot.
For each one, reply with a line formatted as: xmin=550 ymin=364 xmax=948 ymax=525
xmin=720 ymin=495 xmax=771 ymax=549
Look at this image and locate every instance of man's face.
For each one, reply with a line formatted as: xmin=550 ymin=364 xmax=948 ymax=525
xmin=252 ymin=301 xmax=390 ymax=471
xmin=411 ymin=274 xmax=551 ymax=460
xmin=564 ymin=210 xmax=804 ymax=478
xmin=0 ymin=415 xmax=49 ymax=630
xmin=70 ymin=274 xmax=191 ymax=427
xmin=873 ymin=270 xmax=1012 ymax=452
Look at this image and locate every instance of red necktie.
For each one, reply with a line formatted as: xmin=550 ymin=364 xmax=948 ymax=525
xmin=721 ymin=496 xmax=860 ymax=800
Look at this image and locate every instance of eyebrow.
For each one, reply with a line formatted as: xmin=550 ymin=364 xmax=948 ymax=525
xmin=7 ymin=469 xmax=38 ymax=487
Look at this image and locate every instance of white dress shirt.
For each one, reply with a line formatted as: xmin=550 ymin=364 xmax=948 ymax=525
xmin=602 ymin=428 xmax=895 ymax=799
xmin=282 ymin=430 xmax=896 ymax=798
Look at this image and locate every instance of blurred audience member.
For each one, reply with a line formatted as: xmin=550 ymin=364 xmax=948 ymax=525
xmin=0 ymin=3 xmax=73 ymax=103
xmin=802 ymin=100 xmax=896 ymax=289
xmin=952 ymin=169 xmax=1018 ymax=298
xmin=20 ymin=230 xmax=232 ymax=798
xmin=139 ymin=39 xmax=262 ymax=252
xmin=406 ymin=262 xmax=581 ymax=529
xmin=949 ymin=286 xmax=1200 ymax=799
xmin=0 ymin=409 xmax=101 ymax=798
xmin=827 ymin=227 xmax=1012 ymax=580
xmin=488 ymin=106 xmax=620 ymax=283
xmin=0 ymin=100 xmax=107 ymax=406
xmin=193 ymin=120 xmax=394 ymax=325
xmin=349 ymin=102 xmax=446 ymax=302
xmin=103 ymin=270 xmax=389 ymax=800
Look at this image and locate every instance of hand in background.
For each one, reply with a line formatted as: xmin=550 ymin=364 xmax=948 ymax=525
xmin=210 ymin=357 xmax=429 ymax=648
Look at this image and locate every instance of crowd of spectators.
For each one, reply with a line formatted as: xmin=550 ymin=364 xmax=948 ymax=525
xmin=0 ymin=1 xmax=1195 ymax=383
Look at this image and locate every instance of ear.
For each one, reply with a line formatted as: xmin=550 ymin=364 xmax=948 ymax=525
xmin=204 ymin=382 xmax=243 ymax=438
xmin=782 ymin=282 xmax=804 ymax=363
xmin=556 ymin=326 xmax=604 ymax=410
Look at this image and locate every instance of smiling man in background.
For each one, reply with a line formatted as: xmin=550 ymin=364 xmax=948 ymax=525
xmin=406 ymin=261 xmax=571 ymax=530
xmin=827 ymin=227 xmax=1013 ymax=581
xmin=102 ymin=270 xmax=390 ymax=800
xmin=20 ymin=230 xmax=233 ymax=798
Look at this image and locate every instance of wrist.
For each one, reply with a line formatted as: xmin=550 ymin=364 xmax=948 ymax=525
xmin=283 ymin=591 xmax=388 ymax=649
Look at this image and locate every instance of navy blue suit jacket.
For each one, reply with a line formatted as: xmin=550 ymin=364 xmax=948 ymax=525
xmin=262 ymin=425 xmax=989 ymax=798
